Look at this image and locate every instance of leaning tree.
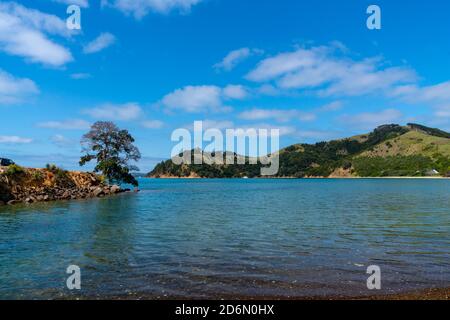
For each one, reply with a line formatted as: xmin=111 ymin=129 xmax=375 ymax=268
xmin=80 ymin=121 xmax=141 ymax=187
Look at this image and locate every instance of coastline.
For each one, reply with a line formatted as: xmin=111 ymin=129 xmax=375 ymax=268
xmin=85 ymin=287 xmax=450 ymax=300
xmin=146 ymin=176 xmax=450 ymax=180
xmin=0 ymin=167 xmax=128 ymax=206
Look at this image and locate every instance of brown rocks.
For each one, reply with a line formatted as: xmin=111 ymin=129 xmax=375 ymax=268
xmin=110 ymin=185 xmax=121 ymax=194
xmin=92 ymin=187 xmax=104 ymax=197
xmin=1 ymin=167 xmax=128 ymax=206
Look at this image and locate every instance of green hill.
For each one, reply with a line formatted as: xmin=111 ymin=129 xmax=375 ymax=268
xmin=148 ymin=124 xmax=450 ymax=178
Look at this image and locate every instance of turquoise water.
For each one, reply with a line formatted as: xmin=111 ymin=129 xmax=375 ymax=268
xmin=0 ymin=178 xmax=449 ymax=299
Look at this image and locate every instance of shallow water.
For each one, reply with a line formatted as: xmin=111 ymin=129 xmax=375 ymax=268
xmin=0 ymin=178 xmax=449 ymax=299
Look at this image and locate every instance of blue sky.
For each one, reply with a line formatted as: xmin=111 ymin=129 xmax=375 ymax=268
xmin=1 ymin=0 xmax=450 ymax=171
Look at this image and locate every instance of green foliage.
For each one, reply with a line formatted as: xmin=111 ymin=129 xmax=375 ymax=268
xmin=46 ymin=164 xmax=58 ymax=172
xmin=46 ymin=164 xmax=73 ymax=186
xmin=352 ymin=156 xmax=450 ymax=177
xmin=276 ymin=124 xmax=409 ymax=177
xmin=148 ymin=124 xmax=450 ymax=178
xmin=407 ymin=123 xmax=450 ymax=139
xmin=80 ymin=121 xmax=141 ymax=187
xmin=31 ymin=171 xmax=44 ymax=182
xmin=4 ymin=164 xmax=25 ymax=177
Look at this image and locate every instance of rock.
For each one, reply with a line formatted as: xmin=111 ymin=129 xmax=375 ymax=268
xmin=43 ymin=195 xmax=49 ymax=201
xmin=7 ymin=200 xmax=20 ymax=205
xmin=92 ymin=187 xmax=104 ymax=197
xmin=110 ymin=185 xmax=121 ymax=194
xmin=62 ymin=190 xmax=71 ymax=199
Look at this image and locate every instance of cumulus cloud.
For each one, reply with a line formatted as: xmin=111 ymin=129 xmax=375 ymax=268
xmin=294 ymin=129 xmax=342 ymax=141
xmin=83 ymin=32 xmax=116 ymax=54
xmin=317 ymin=101 xmax=343 ymax=112
xmin=391 ymin=81 xmax=450 ymax=105
xmin=214 ymin=48 xmax=263 ymax=71
xmin=37 ymin=119 xmax=91 ymax=130
xmin=246 ymin=45 xmax=417 ymax=97
xmin=102 ymin=0 xmax=203 ymax=19
xmin=0 ymin=2 xmax=73 ymax=66
xmin=184 ymin=120 xmax=234 ymax=131
xmin=238 ymin=102 xmax=341 ymax=124
xmin=339 ymin=109 xmax=402 ymax=130
xmin=142 ymin=120 xmax=164 ymax=129
xmin=0 ymin=135 xmax=32 ymax=143
xmin=239 ymin=108 xmax=316 ymax=123
xmin=51 ymin=134 xmax=75 ymax=147
xmin=160 ymin=85 xmax=247 ymax=113
xmin=82 ymin=103 xmax=142 ymax=121
xmin=241 ymin=124 xmax=297 ymax=137
xmin=0 ymin=69 xmax=39 ymax=104
xmin=222 ymin=85 xmax=248 ymax=99
xmin=434 ymin=105 xmax=450 ymax=118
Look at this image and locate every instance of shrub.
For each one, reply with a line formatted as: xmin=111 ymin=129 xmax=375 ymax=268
xmin=46 ymin=164 xmax=73 ymax=186
xmin=4 ymin=164 xmax=25 ymax=177
xmin=32 ymin=171 xmax=44 ymax=182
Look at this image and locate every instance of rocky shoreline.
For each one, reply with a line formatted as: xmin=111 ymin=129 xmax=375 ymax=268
xmin=0 ymin=166 xmax=129 ymax=206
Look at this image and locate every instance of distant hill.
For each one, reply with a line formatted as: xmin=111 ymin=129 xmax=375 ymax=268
xmin=148 ymin=124 xmax=450 ymax=178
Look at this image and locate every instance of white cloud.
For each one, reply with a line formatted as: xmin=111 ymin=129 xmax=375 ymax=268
xmin=0 ymin=2 xmax=73 ymax=66
xmin=0 ymin=69 xmax=39 ymax=104
xmin=294 ymin=129 xmax=341 ymax=141
xmin=237 ymin=102 xmax=341 ymax=124
xmin=162 ymin=85 xmax=222 ymax=113
xmin=435 ymin=110 xmax=450 ymax=118
xmin=214 ymin=48 xmax=262 ymax=71
xmin=70 ymin=73 xmax=91 ymax=80
xmin=241 ymin=124 xmax=297 ymax=137
xmin=246 ymin=45 xmax=416 ymax=97
xmin=82 ymin=103 xmax=142 ymax=121
xmin=434 ymin=105 xmax=450 ymax=118
xmin=102 ymin=0 xmax=202 ymax=19
xmin=83 ymin=32 xmax=116 ymax=54
xmin=185 ymin=120 xmax=234 ymax=131
xmin=317 ymin=101 xmax=343 ymax=112
xmin=0 ymin=135 xmax=32 ymax=143
xmin=51 ymin=134 xmax=75 ymax=147
xmin=339 ymin=109 xmax=402 ymax=130
xmin=239 ymin=108 xmax=316 ymax=123
xmin=222 ymin=85 xmax=248 ymax=99
xmin=160 ymin=85 xmax=247 ymax=113
xmin=52 ymin=0 xmax=89 ymax=8
xmin=142 ymin=120 xmax=164 ymax=129
xmin=37 ymin=119 xmax=91 ymax=130
xmin=257 ymin=84 xmax=281 ymax=96
xmin=392 ymin=81 xmax=450 ymax=105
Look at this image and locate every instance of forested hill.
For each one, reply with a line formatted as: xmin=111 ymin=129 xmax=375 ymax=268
xmin=148 ymin=124 xmax=450 ymax=178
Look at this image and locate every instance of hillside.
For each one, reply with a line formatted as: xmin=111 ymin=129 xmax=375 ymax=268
xmin=148 ymin=124 xmax=450 ymax=178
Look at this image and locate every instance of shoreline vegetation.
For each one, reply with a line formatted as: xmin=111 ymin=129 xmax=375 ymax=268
xmin=1 ymin=121 xmax=142 ymax=207
xmin=0 ymin=164 xmax=129 ymax=206
xmin=147 ymin=175 xmax=450 ymax=179
xmin=148 ymin=123 xmax=450 ymax=179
